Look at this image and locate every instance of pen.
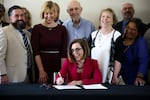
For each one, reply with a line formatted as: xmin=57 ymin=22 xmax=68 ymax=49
xmin=58 ymin=72 xmax=62 ymax=78
xmin=76 ymin=85 xmax=84 ymax=89
xmin=56 ymin=72 xmax=64 ymax=85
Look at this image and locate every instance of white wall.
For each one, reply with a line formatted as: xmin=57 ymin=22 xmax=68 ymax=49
xmin=2 ymin=0 xmax=150 ymax=28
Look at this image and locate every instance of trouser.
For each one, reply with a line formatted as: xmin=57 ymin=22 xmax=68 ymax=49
xmin=24 ymin=68 xmax=33 ymax=83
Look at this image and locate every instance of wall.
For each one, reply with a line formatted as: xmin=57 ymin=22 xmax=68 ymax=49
xmin=2 ymin=0 xmax=150 ymax=28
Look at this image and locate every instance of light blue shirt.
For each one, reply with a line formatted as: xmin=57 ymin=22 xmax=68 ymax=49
xmin=63 ymin=18 xmax=96 ymax=46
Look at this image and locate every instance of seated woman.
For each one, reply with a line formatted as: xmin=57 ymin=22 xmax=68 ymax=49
xmin=56 ymin=39 xmax=102 ymax=85
xmin=112 ymin=18 xmax=149 ymax=86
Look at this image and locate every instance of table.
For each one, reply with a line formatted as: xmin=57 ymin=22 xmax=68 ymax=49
xmin=0 ymin=83 xmax=150 ymax=100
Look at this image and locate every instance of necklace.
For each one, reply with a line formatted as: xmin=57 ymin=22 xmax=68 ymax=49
xmin=77 ymin=60 xmax=84 ymax=68
xmin=76 ymin=60 xmax=85 ymax=73
xmin=48 ymin=27 xmax=53 ymax=30
xmin=123 ymin=45 xmax=130 ymax=53
xmin=77 ymin=66 xmax=83 ymax=69
xmin=123 ymin=39 xmax=133 ymax=53
xmin=42 ymin=22 xmax=57 ymax=30
xmin=77 ymin=68 xmax=83 ymax=73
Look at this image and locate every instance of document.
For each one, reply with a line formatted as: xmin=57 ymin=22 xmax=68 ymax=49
xmin=53 ymin=84 xmax=108 ymax=90
xmin=53 ymin=85 xmax=81 ymax=90
xmin=82 ymin=84 xmax=108 ymax=89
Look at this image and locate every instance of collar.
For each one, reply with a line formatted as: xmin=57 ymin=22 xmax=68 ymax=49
xmin=71 ymin=18 xmax=82 ymax=28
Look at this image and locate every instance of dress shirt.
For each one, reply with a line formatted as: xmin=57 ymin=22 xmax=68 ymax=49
xmin=63 ymin=17 xmax=96 ymax=45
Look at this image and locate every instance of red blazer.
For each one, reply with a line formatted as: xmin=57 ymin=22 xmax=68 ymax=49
xmin=58 ymin=57 xmax=102 ymax=85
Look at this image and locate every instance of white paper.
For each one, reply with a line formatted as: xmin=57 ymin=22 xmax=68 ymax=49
xmin=53 ymin=85 xmax=81 ymax=90
xmin=82 ymin=84 xmax=108 ymax=89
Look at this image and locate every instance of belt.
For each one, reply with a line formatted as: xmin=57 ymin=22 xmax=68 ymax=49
xmin=40 ymin=50 xmax=59 ymax=53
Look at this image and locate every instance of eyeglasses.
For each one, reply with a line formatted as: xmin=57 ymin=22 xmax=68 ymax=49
xmin=68 ymin=7 xmax=81 ymax=12
xmin=71 ymin=48 xmax=82 ymax=53
xmin=125 ymin=26 xmax=137 ymax=32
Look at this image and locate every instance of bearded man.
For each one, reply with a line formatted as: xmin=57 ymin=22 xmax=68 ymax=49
xmin=0 ymin=5 xmax=34 ymax=84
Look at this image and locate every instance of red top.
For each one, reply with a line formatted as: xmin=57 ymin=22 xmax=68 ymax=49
xmin=58 ymin=57 xmax=102 ymax=85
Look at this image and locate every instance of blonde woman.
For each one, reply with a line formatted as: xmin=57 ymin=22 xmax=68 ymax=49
xmin=31 ymin=0 xmax=67 ymax=84
xmin=90 ymin=8 xmax=121 ymax=84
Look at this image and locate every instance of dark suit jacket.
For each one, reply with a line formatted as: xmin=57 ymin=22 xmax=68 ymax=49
xmin=1 ymin=21 xmax=9 ymax=27
xmin=114 ymin=21 xmax=123 ymax=34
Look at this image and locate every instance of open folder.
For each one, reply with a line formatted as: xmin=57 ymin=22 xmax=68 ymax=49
xmin=53 ymin=84 xmax=108 ymax=90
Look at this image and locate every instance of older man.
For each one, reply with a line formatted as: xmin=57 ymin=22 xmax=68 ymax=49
xmin=114 ymin=2 xmax=148 ymax=36
xmin=63 ymin=0 xmax=96 ymax=46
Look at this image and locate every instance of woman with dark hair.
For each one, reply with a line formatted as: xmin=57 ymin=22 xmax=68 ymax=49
xmin=56 ymin=39 xmax=102 ymax=85
xmin=112 ymin=18 xmax=149 ymax=85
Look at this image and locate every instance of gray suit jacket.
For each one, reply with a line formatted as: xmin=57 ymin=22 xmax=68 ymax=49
xmin=0 ymin=24 xmax=34 ymax=83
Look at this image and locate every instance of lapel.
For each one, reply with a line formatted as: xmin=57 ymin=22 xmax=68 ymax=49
xmin=8 ymin=24 xmax=26 ymax=49
xmin=8 ymin=24 xmax=33 ymax=52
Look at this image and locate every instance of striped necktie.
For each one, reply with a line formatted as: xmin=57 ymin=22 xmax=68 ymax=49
xmin=19 ymin=30 xmax=32 ymax=68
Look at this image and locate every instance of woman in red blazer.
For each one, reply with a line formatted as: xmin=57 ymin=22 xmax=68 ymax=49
xmin=56 ymin=39 xmax=102 ymax=85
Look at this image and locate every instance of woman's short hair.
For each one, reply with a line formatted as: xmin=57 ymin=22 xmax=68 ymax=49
xmin=40 ymin=0 xmax=56 ymax=19
xmin=68 ymin=39 xmax=90 ymax=63
xmin=99 ymin=8 xmax=118 ymax=28
xmin=53 ymin=2 xmax=60 ymax=21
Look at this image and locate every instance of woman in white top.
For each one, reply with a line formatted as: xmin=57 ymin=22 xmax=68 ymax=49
xmin=90 ymin=8 xmax=121 ymax=84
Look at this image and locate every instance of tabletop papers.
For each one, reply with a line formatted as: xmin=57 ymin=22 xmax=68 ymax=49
xmin=53 ymin=85 xmax=81 ymax=90
xmin=82 ymin=84 xmax=108 ymax=89
xmin=53 ymin=84 xmax=108 ymax=90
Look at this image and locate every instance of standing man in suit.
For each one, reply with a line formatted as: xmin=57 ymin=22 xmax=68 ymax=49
xmin=114 ymin=2 xmax=148 ymax=36
xmin=0 ymin=5 xmax=33 ymax=84
xmin=0 ymin=3 xmax=9 ymax=27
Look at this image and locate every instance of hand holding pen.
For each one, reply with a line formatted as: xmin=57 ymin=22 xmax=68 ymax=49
xmin=56 ymin=72 xmax=64 ymax=85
